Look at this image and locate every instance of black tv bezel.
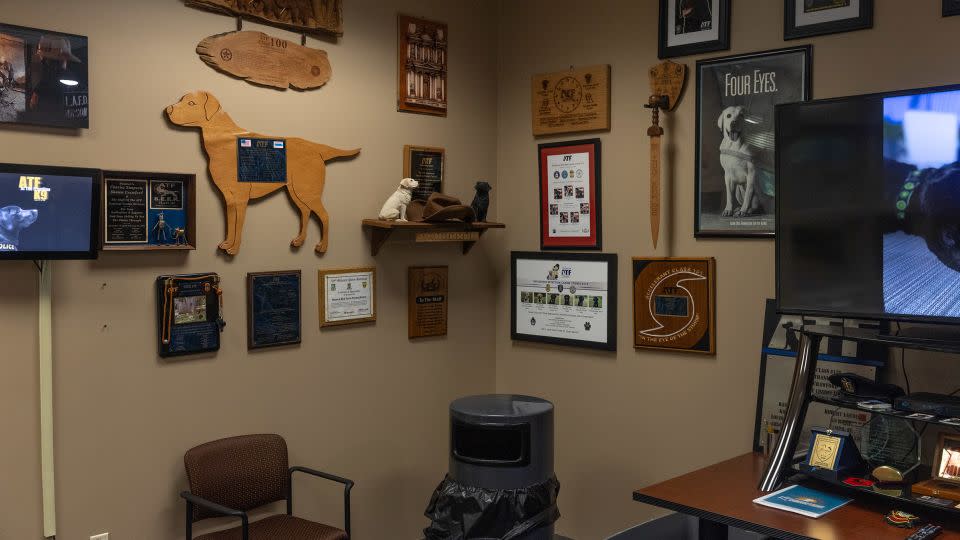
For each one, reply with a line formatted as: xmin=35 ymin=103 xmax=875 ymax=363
xmin=0 ymin=162 xmax=101 ymax=261
xmin=775 ymin=81 xmax=960 ymax=325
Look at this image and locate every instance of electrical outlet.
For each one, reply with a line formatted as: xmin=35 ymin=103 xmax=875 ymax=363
xmin=91 ymin=534 xmax=109 ymax=540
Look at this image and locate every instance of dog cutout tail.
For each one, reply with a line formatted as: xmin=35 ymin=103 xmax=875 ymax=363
xmin=318 ymin=145 xmax=361 ymax=162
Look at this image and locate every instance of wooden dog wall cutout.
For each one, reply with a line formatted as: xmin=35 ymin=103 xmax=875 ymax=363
xmin=165 ymin=91 xmax=359 ymax=255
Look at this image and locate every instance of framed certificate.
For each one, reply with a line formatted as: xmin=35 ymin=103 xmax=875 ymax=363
xmin=246 ymin=270 xmax=301 ymax=349
xmin=511 ymin=251 xmax=617 ymax=351
xmin=538 ymin=139 xmax=602 ymax=250
xmin=403 ymin=145 xmax=444 ymax=200
xmin=318 ymin=267 xmax=376 ymax=327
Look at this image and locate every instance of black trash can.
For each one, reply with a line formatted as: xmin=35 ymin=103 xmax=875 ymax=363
xmin=424 ymin=394 xmax=559 ymax=540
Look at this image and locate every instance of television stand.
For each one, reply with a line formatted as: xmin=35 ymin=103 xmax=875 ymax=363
xmin=758 ymin=324 xmax=960 ymax=492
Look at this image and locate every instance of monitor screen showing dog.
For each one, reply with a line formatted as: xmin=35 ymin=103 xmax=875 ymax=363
xmin=778 ymin=85 xmax=960 ymax=322
xmin=0 ymin=164 xmax=99 ymax=259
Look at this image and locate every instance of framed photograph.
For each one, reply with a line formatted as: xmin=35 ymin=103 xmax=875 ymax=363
xmin=511 ymin=251 xmax=617 ymax=351
xmin=398 ymin=14 xmax=447 ymax=116
xmin=538 ymin=139 xmax=602 ymax=250
xmin=403 ymin=145 xmax=444 ymax=201
xmin=247 ymin=270 xmax=301 ymax=350
xmin=318 ymin=267 xmax=376 ymax=327
xmin=934 ymin=433 xmax=960 ymax=484
xmin=658 ymin=0 xmax=731 ymax=59
xmin=101 ymin=171 xmax=196 ymax=251
xmin=0 ymin=23 xmax=88 ymax=129
xmin=409 ymin=266 xmax=448 ymax=339
xmin=632 ymin=257 xmax=716 ymax=353
xmin=945 ymin=0 xmax=960 ymax=16
xmin=695 ymin=46 xmax=811 ymax=238
xmin=785 ymin=0 xmax=873 ymax=40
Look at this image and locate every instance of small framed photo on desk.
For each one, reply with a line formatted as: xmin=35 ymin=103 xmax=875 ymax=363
xmin=935 ymin=433 xmax=960 ymax=483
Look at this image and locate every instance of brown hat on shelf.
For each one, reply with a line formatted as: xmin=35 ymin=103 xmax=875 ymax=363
xmin=406 ymin=192 xmax=476 ymax=223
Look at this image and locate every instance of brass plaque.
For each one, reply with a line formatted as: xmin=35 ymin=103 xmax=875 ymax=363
xmin=415 ymin=231 xmax=480 ymax=243
xmin=409 ymin=266 xmax=448 ymax=339
xmin=633 ymin=258 xmax=715 ymax=353
xmin=809 ymin=433 xmax=842 ymax=469
xmin=532 ymin=64 xmax=611 ymax=136
xmin=649 ymin=60 xmax=687 ymax=112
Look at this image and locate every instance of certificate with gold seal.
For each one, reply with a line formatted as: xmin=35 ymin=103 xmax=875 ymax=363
xmin=319 ymin=267 xmax=376 ymax=327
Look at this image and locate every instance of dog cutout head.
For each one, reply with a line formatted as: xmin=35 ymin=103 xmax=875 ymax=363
xmin=718 ymin=105 xmax=746 ymax=141
xmin=0 ymin=205 xmax=38 ymax=245
xmin=165 ymin=91 xmax=222 ymax=127
xmin=399 ymin=177 xmax=419 ymax=190
xmin=474 ymin=181 xmax=492 ymax=194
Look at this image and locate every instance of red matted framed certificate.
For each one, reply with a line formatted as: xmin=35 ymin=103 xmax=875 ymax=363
xmin=538 ymin=138 xmax=602 ymax=250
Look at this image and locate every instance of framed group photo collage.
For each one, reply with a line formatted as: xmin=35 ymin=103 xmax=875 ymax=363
xmin=538 ymin=139 xmax=602 ymax=250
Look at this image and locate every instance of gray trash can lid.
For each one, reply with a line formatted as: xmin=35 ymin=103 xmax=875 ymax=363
xmin=450 ymin=394 xmax=553 ymax=421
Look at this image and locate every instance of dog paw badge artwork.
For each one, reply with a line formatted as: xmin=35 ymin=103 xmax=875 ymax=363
xmin=166 ymin=91 xmax=360 ymax=255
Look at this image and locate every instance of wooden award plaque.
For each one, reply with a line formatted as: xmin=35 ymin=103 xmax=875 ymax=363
xmin=632 ymin=257 xmax=715 ymax=353
xmin=649 ymin=60 xmax=687 ymax=112
xmin=408 ymin=266 xmax=448 ymax=339
xmin=184 ymin=0 xmax=344 ymax=37
xmin=532 ymin=64 xmax=611 ymax=136
xmin=197 ymin=31 xmax=332 ymax=91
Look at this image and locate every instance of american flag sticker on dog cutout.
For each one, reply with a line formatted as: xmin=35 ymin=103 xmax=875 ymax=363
xmin=240 ymin=139 xmax=252 ymax=147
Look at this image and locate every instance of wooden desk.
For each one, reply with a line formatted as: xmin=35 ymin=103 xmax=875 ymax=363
xmin=634 ymin=453 xmax=960 ymax=540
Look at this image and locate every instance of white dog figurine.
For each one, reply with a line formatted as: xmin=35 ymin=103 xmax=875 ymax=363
xmin=718 ymin=105 xmax=763 ymax=217
xmin=378 ymin=178 xmax=419 ymax=221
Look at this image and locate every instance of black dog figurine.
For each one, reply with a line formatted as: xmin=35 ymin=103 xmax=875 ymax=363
xmin=470 ymin=181 xmax=492 ymax=222
xmin=885 ymin=159 xmax=960 ymax=272
xmin=0 ymin=205 xmax=38 ymax=250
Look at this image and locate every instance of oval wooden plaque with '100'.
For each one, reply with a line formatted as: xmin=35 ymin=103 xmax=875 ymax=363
xmin=197 ymin=31 xmax=332 ymax=91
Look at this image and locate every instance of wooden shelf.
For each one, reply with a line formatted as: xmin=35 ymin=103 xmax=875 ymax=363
xmin=361 ymin=219 xmax=505 ymax=256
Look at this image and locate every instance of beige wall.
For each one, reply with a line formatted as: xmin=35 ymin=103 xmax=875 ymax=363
xmin=0 ymin=1 xmax=499 ymax=539
xmin=494 ymin=0 xmax=960 ymax=538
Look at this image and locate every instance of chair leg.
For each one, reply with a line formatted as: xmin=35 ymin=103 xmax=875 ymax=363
xmin=185 ymin=500 xmax=193 ymax=539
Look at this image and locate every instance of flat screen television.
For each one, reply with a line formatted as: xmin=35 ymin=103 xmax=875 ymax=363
xmin=0 ymin=163 xmax=100 ymax=260
xmin=777 ymin=83 xmax=960 ymax=324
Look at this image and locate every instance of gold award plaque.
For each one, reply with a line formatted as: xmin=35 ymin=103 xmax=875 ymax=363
xmin=633 ymin=258 xmax=715 ymax=353
xmin=809 ymin=433 xmax=842 ymax=469
xmin=531 ymin=64 xmax=611 ymax=136
xmin=408 ymin=266 xmax=448 ymax=339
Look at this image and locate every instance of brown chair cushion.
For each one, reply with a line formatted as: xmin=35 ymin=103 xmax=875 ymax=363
xmin=184 ymin=434 xmax=290 ymax=521
xmin=194 ymin=515 xmax=348 ymax=540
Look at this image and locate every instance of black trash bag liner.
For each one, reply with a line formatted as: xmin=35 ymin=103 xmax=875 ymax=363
xmin=423 ymin=475 xmax=560 ymax=540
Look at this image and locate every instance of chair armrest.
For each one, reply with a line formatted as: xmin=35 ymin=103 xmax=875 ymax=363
xmin=180 ymin=491 xmax=249 ymax=540
xmin=288 ymin=467 xmax=354 ymax=537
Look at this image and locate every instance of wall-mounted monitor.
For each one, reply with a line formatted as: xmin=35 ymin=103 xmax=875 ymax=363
xmin=0 ymin=22 xmax=89 ymax=129
xmin=777 ymin=83 xmax=960 ymax=324
xmin=0 ymin=163 xmax=100 ymax=260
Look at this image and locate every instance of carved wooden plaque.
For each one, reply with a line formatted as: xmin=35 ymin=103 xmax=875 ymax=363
xmin=633 ymin=257 xmax=715 ymax=354
xmin=185 ymin=0 xmax=344 ymax=37
xmin=408 ymin=266 xmax=448 ymax=339
xmin=649 ymin=60 xmax=687 ymax=112
xmin=531 ymin=64 xmax=611 ymax=136
xmin=197 ymin=31 xmax=332 ymax=90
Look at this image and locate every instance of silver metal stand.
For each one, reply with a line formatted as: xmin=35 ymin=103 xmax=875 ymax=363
xmin=758 ymin=331 xmax=822 ymax=492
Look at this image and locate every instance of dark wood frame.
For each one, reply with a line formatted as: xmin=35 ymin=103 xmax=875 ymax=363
xmin=694 ymin=46 xmax=812 ymax=238
xmin=402 ymin=144 xmax=445 ymax=198
xmin=397 ymin=14 xmax=448 ymax=116
xmin=933 ymin=432 xmax=960 ymax=484
xmin=784 ymin=0 xmax=873 ymax=40
xmin=101 ymin=170 xmax=196 ymax=251
xmin=658 ymin=0 xmax=731 ymax=59
xmin=631 ymin=257 xmax=716 ymax=354
xmin=538 ymin=138 xmax=602 ymax=250
xmin=318 ymin=267 xmax=377 ymax=327
xmin=510 ymin=251 xmax=618 ymax=351
xmin=246 ymin=270 xmax=302 ymax=350
xmin=945 ymin=0 xmax=960 ymax=16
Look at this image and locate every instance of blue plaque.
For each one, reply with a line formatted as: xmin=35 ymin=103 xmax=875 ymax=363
xmin=156 ymin=273 xmax=224 ymax=358
xmin=247 ymin=270 xmax=301 ymax=349
xmin=237 ymin=138 xmax=287 ymax=183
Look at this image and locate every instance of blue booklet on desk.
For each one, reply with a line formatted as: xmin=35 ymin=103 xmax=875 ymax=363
xmin=753 ymin=485 xmax=852 ymax=518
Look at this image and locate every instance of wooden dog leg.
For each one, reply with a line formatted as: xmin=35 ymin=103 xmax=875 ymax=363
xmin=228 ymin=198 xmax=249 ymax=255
xmin=220 ymin=191 xmax=237 ymax=251
xmin=290 ymin=192 xmax=309 ymax=248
